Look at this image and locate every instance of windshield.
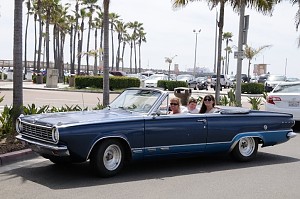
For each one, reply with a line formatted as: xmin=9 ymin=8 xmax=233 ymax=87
xmin=109 ymin=89 xmax=162 ymax=113
xmin=273 ymin=83 xmax=300 ymax=93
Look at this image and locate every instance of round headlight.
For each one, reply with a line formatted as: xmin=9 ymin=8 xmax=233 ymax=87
xmin=52 ymin=128 xmax=60 ymax=143
xmin=16 ymin=118 xmax=23 ymax=133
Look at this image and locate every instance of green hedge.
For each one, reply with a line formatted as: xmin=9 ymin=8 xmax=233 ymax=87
xmin=75 ymin=76 xmax=140 ymax=89
xmin=157 ymin=80 xmax=188 ymax=91
xmin=241 ymin=83 xmax=264 ymax=94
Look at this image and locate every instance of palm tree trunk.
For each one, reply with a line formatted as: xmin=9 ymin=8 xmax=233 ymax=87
xmin=111 ymin=22 xmax=114 ymax=71
xmin=103 ymin=0 xmax=110 ymax=106
xmin=94 ymin=28 xmax=98 ymax=75
xmin=24 ymin=0 xmax=30 ymax=76
xmin=215 ymin=1 xmax=225 ymax=104
xmin=13 ymin=0 xmax=24 ymax=134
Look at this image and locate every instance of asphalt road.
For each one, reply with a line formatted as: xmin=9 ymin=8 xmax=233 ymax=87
xmin=0 ymin=134 xmax=299 ymax=199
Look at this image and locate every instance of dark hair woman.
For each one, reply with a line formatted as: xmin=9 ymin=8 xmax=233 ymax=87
xmin=199 ymin=94 xmax=218 ymax=113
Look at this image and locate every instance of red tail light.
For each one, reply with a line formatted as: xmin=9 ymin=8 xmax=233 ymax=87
xmin=266 ymin=96 xmax=281 ymax=105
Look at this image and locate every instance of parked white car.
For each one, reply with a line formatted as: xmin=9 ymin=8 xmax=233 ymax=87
xmin=144 ymin=74 xmax=168 ymax=87
xmin=264 ymin=74 xmax=286 ymax=92
xmin=265 ymin=81 xmax=300 ymax=121
xmin=210 ymin=74 xmax=231 ymax=90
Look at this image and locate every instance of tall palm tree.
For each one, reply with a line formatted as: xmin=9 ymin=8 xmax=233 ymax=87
xmin=172 ymin=0 xmax=275 ymax=104
xmin=12 ymin=0 xmax=23 ymax=136
xmin=137 ymin=28 xmax=146 ymax=73
xmin=109 ymin=12 xmax=120 ymax=70
xmin=115 ymin=20 xmax=127 ymax=71
xmin=121 ymin=32 xmax=130 ymax=71
xmin=82 ymin=0 xmax=99 ymax=74
xmin=102 ymin=0 xmax=110 ymax=106
xmin=128 ymin=21 xmax=143 ymax=73
xmin=222 ymin=32 xmax=233 ymax=75
xmin=24 ymin=0 xmax=32 ymax=76
xmin=244 ymin=44 xmax=271 ymax=81
xmin=224 ymin=46 xmax=232 ymax=74
xmin=77 ymin=7 xmax=87 ymax=74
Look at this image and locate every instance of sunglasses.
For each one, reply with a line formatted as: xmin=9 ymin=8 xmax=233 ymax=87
xmin=204 ymin=98 xmax=212 ymax=101
xmin=170 ymin=103 xmax=179 ymax=106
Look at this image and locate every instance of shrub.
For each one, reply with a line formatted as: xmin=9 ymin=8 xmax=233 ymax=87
xmin=75 ymin=76 xmax=140 ymax=89
xmin=157 ymin=80 xmax=188 ymax=91
xmin=241 ymin=83 xmax=264 ymax=94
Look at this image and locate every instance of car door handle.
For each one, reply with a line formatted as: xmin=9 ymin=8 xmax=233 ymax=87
xmin=197 ymin=119 xmax=206 ymax=123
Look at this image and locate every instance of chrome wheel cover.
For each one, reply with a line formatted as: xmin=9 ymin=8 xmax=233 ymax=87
xmin=238 ymin=137 xmax=255 ymax=157
xmin=103 ymin=144 xmax=122 ymax=171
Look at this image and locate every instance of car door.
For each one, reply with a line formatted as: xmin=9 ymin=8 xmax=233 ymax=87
xmin=144 ymin=114 xmax=207 ymax=156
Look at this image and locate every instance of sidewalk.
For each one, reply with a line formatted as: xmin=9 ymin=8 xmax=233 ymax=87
xmin=0 ymin=80 xmax=69 ymax=90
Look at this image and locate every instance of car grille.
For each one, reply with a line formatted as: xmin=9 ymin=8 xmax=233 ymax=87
xmin=21 ymin=121 xmax=54 ymax=144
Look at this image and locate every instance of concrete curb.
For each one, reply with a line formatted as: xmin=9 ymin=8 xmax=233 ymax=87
xmin=0 ymin=148 xmax=38 ymax=166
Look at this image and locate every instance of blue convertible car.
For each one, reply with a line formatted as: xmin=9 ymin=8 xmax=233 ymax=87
xmin=16 ymin=88 xmax=296 ymax=177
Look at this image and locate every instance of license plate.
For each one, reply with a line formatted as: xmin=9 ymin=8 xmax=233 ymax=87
xmin=288 ymin=101 xmax=300 ymax=107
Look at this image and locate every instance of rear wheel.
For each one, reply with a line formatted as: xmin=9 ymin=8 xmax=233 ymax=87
xmin=231 ymin=137 xmax=258 ymax=162
xmin=90 ymin=139 xmax=124 ymax=177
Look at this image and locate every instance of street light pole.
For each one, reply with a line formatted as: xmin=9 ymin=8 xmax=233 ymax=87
xmin=193 ymin=29 xmax=201 ymax=76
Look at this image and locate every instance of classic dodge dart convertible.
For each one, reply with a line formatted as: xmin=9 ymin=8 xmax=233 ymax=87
xmin=16 ymin=88 xmax=297 ymax=177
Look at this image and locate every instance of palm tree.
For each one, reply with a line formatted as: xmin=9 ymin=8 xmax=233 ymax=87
xmin=109 ymin=12 xmax=120 ymax=70
xmin=12 ymin=0 xmax=23 ymax=137
xmin=291 ymin=0 xmax=300 ymax=47
xmin=77 ymin=7 xmax=87 ymax=75
xmin=244 ymin=44 xmax=271 ymax=81
xmin=128 ymin=21 xmax=143 ymax=73
xmin=102 ymin=0 xmax=110 ymax=106
xmin=82 ymin=0 xmax=99 ymax=74
xmin=24 ymin=0 xmax=32 ymax=76
xmin=224 ymin=46 xmax=232 ymax=74
xmin=115 ymin=20 xmax=128 ymax=71
xmin=222 ymin=32 xmax=233 ymax=75
xmin=137 ymin=27 xmax=146 ymax=73
xmin=172 ymin=0 xmax=275 ymax=104
xmin=121 ymin=32 xmax=130 ymax=71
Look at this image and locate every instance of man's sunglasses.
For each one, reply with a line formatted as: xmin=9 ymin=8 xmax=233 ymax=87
xmin=170 ymin=103 xmax=179 ymax=106
xmin=204 ymin=98 xmax=212 ymax=101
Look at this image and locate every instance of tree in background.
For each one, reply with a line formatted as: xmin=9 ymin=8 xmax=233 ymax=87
xmin=244 ymin=44 xmax=271 ymax=81
xmin=222 ymin=32 xmax=233 ymax=75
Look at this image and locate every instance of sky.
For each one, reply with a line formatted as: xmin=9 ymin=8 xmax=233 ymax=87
xmin=0 ymin=0 xmax=300 ymax=77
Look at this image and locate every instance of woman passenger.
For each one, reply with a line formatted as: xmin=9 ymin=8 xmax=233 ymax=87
xmin=169 ymin=97 xmax=182 ymax=114
xmin=199 ymin=94 xmax=218 ymax=113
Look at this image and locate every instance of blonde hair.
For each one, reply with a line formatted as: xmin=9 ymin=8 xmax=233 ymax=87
xmin=170 ymin=97 xmax=181 ymax=106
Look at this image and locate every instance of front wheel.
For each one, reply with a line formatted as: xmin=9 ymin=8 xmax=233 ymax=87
xmin=231 ymin=137 xmax=258 ymax=162
xmin=90 ymin=139 xmax=124 ymax=177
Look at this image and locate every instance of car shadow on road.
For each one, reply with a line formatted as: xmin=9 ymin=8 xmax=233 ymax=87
xmin=5 ymin=152 xmax=299 ymax=190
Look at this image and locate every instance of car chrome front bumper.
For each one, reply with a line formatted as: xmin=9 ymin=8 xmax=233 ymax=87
xmin=16 ymin=135 xmax=70 ymax=156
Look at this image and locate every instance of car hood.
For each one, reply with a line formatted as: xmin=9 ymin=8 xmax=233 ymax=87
xmin=20 ymin=109 xmax=143 ymax=127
